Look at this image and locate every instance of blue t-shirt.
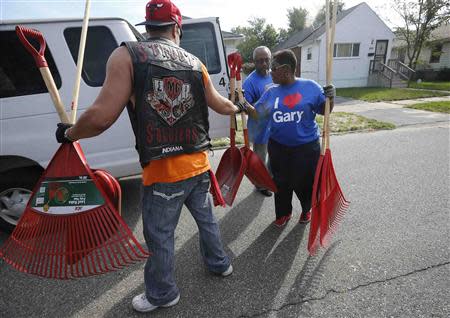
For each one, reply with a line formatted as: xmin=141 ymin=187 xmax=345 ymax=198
xmin=254 ymin=78 xmax=326 ymax=147
xmin=243 ymin=70 xmax=273 ymax=144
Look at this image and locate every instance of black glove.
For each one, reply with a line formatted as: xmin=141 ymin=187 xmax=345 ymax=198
xmin=55 ymin=123 xmax=74 ymax=143
xmin=323 ymin=84 xmax=336 ymax=99
xmin=235 ymin=99 xmax=251 ymax=113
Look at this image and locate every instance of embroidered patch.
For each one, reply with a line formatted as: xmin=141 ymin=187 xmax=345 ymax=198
xmin=147 ymin=76 xmax=194 ymax=126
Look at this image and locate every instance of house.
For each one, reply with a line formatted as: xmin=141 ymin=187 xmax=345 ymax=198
xmin=391 ymin=24 xmax=450 ymax=80
xmin=222 ymin=30 xmax=245 ymax=57
xmin=273 ymin=2 xmax=394 ymax=88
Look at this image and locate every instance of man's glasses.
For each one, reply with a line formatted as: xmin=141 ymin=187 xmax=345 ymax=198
xmin=270 ymin=63 xmax=289 ymax=72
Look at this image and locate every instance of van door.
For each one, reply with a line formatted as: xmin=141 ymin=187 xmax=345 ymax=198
xmin=180 ymin=17 xmax=229 ymax=138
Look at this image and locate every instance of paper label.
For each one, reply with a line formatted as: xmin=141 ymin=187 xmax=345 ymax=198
xmin=31 ymin=175 xmax=104 ymax=214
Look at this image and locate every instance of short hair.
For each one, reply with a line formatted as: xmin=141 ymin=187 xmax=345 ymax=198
xmin=273 ymin=49 xmax=297 ymax=73
xmin=252 ymin=46 xmax=271 ymax=60
xmin=145 ymin=24 xmax=173 ymax=35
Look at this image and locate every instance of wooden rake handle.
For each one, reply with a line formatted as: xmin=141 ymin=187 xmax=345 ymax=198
xmin=322 ymin=0 xmax=337 ymax=154
xmin=227 ymin=52 xmax=238 ymax=146
xmin=70 ymin=0 xmax=91 ymax=124
xmin=16 ymin=26 xmax=70 ymax=124
xmin=234 ymin=53 xmax=250 ymax=148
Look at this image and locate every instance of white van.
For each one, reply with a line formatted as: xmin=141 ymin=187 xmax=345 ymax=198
xmin=0 ymin=17 xmax=231 ymax=231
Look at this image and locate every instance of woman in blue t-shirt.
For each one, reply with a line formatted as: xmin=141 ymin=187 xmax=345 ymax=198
xmin=254 ymin=49 xmax=335 ymax=228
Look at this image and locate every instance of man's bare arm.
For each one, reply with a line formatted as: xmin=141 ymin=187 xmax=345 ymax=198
xmin=67 ymin=46 xmax=133 ymax=140
xmin=204 ymin=76 xmax=239 ymax=115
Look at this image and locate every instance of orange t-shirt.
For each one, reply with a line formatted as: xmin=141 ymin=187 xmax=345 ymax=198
xmin=142 ymin=64 xmax=211 ymax=186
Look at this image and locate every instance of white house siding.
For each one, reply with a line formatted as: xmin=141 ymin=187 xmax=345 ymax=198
xmin=223 ymin=37 xmax=241 ymax=57
xmin=416 ymin=42 xmax=450 ymax=70
xmin=311 ymin=3 xmax=393 ymax=88
xmin=299 ymin=40 xmax=320 ymax=82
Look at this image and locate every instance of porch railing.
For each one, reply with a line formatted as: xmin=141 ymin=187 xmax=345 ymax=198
xmin=369 ymin=59 xmax=396 ymax=88
xmin=387 ymin=59 xmax=415 ymax=81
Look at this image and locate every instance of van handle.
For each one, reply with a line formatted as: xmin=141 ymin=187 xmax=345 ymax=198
xmin=16 ymin=25 xmax=70 ymax=124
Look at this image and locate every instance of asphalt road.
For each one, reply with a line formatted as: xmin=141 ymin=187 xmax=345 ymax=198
xmin=1 ymin=122 xmax=449 ymax=318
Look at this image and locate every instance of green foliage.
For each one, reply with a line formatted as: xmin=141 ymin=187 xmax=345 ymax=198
xmin=315 ymin=112 xmax=395 ymax=132
xmin=406 ymin=101 xmax=450 ymax=113
xmin=313 ymin=0 xmax=345 ymax=27
xmin=408 ymin=81 xmax=450 ymax=91
xmin=231 ymin=17 xmax=279 ymax=62
xmin=286 ymin=7 xmax=308 ymax=35
xmin=210 ymin=112 xmax=395 ymax=148
xmin=277 ymin=28 xmax=290 ymax=44
xmin=230 ymin=6 xmax=310 ymax=62
xmin=392 ymin=0 xmax=450 ymax=69
xmin=336 ymin=87 xmax=449 ymax=101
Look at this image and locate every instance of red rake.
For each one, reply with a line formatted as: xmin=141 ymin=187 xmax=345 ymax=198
xmin=0 ymin=143 xmax=148 ymax=278
xmin=308 ymin=0 xmax=350 ymax=255
xmin=0 ymin=24 xmax=149 ymax=278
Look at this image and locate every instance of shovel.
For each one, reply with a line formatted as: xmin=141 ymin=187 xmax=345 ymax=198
xmin=234 ymin=54 xmax=277 ymax=193
xmin=215 ymin=52 xmax=245 ymax=206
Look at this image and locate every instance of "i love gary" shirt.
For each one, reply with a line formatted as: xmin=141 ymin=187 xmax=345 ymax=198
xmin=254 ymin=78 xmax=326 ymax=147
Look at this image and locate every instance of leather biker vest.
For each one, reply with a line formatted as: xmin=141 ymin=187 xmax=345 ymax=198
xmin=122 ymin=38 xmax=210 ymax=166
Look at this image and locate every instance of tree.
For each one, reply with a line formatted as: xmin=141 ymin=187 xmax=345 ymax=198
xmin=313 ymin=0 xmax=345 ymax=28
xmin=393 ymin=0 xmax=450 ymax=69
xmin=277 ymin=28 xmax=290 ymax=44
xmin=286 ymin=7 xmax=309 ymax=35
xmin=231 ymin=17 xmax=279 ymax=62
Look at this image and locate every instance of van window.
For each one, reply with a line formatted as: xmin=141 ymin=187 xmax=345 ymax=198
xmin=64 ymin=26 xmax=118 ymax=87
xmin=0 ymin=30 xmax=61 ymax=98
xmin=180 ymin=22 xmax=221 ymax=74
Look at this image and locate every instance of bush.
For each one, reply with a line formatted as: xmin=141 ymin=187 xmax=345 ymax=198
xmin=413 ymin=68 xmax=450 ymax=81
xmin=437 ymin=68 xmax=450 ymax=81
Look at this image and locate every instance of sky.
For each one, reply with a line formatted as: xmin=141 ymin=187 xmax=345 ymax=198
xmin=1 ymin=0 xmax=403 ymax=32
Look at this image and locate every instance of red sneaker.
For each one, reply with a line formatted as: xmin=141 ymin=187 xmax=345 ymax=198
xmin=273 ymin=213 xmax=292 ymax=228
xmin=299 ymin=211 xmax=311 ymax=224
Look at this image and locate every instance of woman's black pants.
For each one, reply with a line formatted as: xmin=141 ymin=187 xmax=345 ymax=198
xmin=268 ymin=138 xmax=321 ymax=219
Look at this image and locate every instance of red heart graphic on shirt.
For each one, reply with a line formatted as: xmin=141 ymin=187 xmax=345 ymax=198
xmin=283 ymin=93 xmax=302 ymax=109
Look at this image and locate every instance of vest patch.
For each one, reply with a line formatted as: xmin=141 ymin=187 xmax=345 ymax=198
xmin=147 ymin=76 xmax=194 ymax=126
xmin=162 ymin=145 xmax=183 ymax=154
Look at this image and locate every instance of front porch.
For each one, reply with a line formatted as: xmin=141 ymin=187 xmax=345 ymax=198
xmin=367 ymin=59 xmax=415 ymax=88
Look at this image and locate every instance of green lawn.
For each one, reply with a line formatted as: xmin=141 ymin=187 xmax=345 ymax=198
xmin=315 ymin=112 xmax=395 ymax=132
xmin=211 ymin=112 xmax=395 ymax=148
xmin=406 ymin=100 xmax=450 ymax=113
xmin=336 ymin=87 xmax=449 ymax=102
xmin=408 ymin=81 xmax=450 ymax=91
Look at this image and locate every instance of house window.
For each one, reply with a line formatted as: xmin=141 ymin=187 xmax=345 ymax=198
xmin=307 ymin=47 xmax=312 ymax=60
xmin=429 ymin=44 xmax=443 ymax=63
xmin=333 ymin=43 xmax=360 ymax=57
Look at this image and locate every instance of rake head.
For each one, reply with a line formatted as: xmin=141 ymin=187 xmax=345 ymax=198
xmin=319 ymin=149 xmax=350 ymax=247
xmin=0 ymin=143 xmax=149 ymax=279
xmin=308 ymin=149 xmax=349 ymax=255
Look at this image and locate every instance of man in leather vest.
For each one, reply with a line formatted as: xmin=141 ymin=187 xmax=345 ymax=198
xmin=55 ymin=0 xmax=252 ymax=313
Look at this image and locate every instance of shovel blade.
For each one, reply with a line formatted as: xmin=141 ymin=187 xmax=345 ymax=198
xmin=215 ymin=146 xmax=246 ymax=206
xmin=241 ymin=147 xmax=277 ymax=192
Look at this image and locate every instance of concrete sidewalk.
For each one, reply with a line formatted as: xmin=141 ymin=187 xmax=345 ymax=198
xmin=334 ymin=95 xmax=450 ymax=127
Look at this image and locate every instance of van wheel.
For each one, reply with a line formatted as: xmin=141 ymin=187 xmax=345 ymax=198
xmin=0 ymin=168 xmax=42 ymax=233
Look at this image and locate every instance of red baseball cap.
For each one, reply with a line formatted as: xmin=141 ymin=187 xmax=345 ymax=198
xmin=136 ymin=0 xmax=182 ymax=28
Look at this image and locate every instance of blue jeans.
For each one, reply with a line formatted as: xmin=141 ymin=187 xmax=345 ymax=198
xmin=142 ymin=171 xmax=230 ymax=305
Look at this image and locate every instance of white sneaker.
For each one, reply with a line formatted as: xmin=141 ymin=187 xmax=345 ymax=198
xmin=221 ymin=264 xmax=233 ymax=277
xmin=132 ymin=293 xmax=180 ymax=313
